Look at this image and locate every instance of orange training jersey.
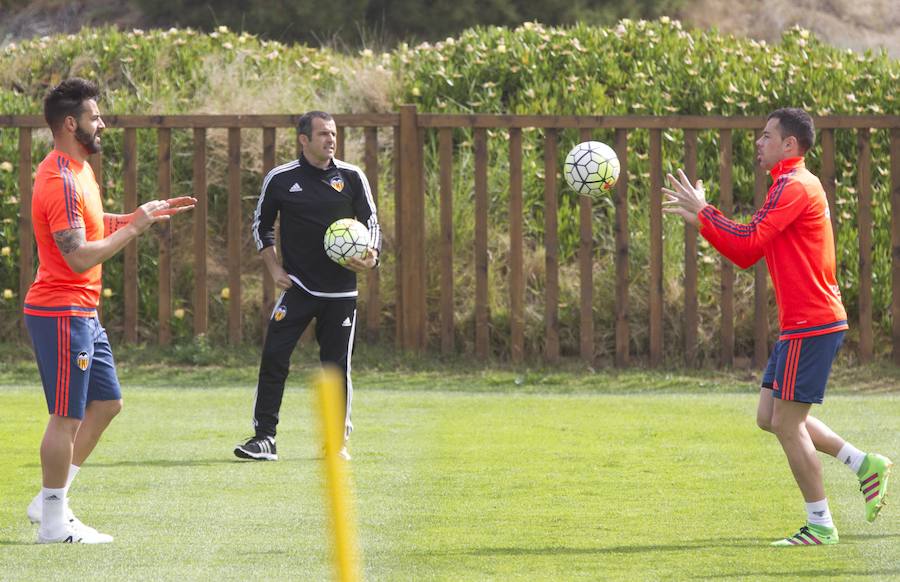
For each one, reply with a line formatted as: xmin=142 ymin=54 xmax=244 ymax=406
xmin=697 ymin=157 xmax=847 ymax=340
xmin=24 ymin=150 xmax=104 ymax=317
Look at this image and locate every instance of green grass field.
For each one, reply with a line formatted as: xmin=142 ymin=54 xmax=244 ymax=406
xmin=1 ymin=358 xmax=898 ymax=581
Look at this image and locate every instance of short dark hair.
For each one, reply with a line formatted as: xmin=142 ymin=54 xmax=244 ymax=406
xmin=297 ymin=110 xmax=333 ymax=139
xmin=767 ymin=107 xmax=815 ymax=154
xmin=43 ymin=78 xmax=100 ymax=134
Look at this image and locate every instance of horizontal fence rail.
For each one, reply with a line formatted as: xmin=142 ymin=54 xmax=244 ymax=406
xmin=3 ymin=110 xmax=899 ymax=367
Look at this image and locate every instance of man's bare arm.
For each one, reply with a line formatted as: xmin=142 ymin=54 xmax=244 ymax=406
xmin=53 ymin=228 xmax=86 ymax=255
xmin=103 ymin=213 xmax=133 ymax=235
xmin=53 ymin=198 xmax=194 ymax=273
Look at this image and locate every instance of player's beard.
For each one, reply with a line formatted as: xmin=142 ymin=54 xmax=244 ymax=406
xmin=75 ymin=124 xmax=101 ymax=154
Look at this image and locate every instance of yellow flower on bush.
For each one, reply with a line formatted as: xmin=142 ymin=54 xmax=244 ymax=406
xmin=174 ymin=308 xmax=185 ymax=319
xmin=221 ymin=287 xmax=230 ymax=300
xmin=2 ymin=289 xmax=13 ymax=300
xmin=0 ymin=246 xmax=10 ymax=256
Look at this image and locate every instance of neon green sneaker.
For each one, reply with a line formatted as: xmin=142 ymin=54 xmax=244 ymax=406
xmin=770 ymin=523 xmax=839 ymax=547
xmin=857 ymin=453 xmax=893 ymax=523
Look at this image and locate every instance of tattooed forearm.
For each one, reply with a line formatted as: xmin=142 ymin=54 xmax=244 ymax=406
xmin=53 ymin=228 xmax=86 ymax=255
xmin=104 ymin=213 xmax=132 ymax=235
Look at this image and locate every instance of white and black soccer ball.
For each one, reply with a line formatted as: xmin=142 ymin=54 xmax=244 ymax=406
xmin=324 ymin=218 xmax=370 ymax=266
xmin=563 ymin=141 xmax=620 ymax=197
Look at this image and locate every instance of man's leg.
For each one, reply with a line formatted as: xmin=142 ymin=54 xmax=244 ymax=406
xmin=771 ymin=398 xmax=824 ymax=502
xmin=38 ymin=415 xmax=80 ymax=538
xmin=316 ymin=301 xmax=356 ymax=457
xmin=29 ymin=316 xmax=113 ymax=543
xmin=28 ymin=319 xmax=123 ymax=527
xmin=41 ymin=415 xmax=80 ymax=489
xmin=758 ymin=388 xmax=844 ymax=457
xmin=73 ymin=399 xmax=123 ymax=465
xmin=768 ymin=335 xmax=843 ymax=547
xmin=235 ymin=288 xmax=312 ymax=460
xmin=768 ymin=397 xmax=840 ymax=546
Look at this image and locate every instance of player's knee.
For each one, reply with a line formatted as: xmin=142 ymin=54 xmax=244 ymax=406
xmin=106 ymin=398 xmax=123 ymax=418
xmin=769 ymin=413 xmax=798 ymax=439
xmin=756 ymin=414 xmax=773 ymax=432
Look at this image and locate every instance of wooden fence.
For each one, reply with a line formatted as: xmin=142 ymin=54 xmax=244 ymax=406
xmin=3 ymin=109 xmax=899 ymax=367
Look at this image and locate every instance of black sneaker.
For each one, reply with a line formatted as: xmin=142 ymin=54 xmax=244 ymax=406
xmin=234 ymin=436 xmax=278 ymax=461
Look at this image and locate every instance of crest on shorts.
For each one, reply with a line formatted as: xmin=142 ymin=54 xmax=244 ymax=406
xmin=76 ymin=351 xmax=90 ymax=371
xmin=329 ymin=176 xmax=344 ymax=192
xmin=273 ymin=305 xmax=287 ymax=322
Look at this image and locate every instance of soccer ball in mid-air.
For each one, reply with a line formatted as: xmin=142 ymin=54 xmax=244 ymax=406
xmin=563 ymin=141 xmax=620 ymax=197
xmin=324 ymin=218 xmax=370 ymax=266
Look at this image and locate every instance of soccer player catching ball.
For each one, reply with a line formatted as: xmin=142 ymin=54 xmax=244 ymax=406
xmin=663 ymin=107 xmax=892 ymax=546
xmin=24 ymin=78 xmax=195 ymax=543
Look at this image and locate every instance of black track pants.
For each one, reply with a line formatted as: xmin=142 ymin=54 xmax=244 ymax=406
xmin=251 ymin=286 xmax=357 ymax=439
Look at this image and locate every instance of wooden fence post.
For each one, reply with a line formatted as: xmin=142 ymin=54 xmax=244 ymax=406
xmin=474 ymin=127 xmax=489 ymax=359
xmin=398 ymin=105 xmax=425 ymax=351
xmin=509 ymin=128 xmax=525 ymax=364
xmin=578 ymin=127 xmax=594 ymax=365
xmin=227 ymin=128 xmax=242 ymax=345
xmin=683 ymin=129 xmax=699 ymax=367
xmin=753 ymin=136 xmax=769 ymax=368
xmin=157 ymin=128 xmax=173 ymax=346
xmin=543 ymin=128 xmax=560 ymax=363
xmin=260 ymin=127 xmax=276 ymax=344
xmin=891 ymin=128 xmax=900 ymax=365
xmin=193 ymin=128 xmax=208 ymax=338
xmin=718 ymin=129 xmax=734 ymax=368
xmin=439 ymin=127 xmax=454 ymax=355
xmin=17 ymin=128 xmax=33 ymax=332
xmin=821 ymin=129 xmax=838 ymax=246
xmin=857 ymin=128 xmax=873 ymax=363
xmin=123 ymin=128 xmax=138 ymax=343
xmin=649 ymin=129 xmax=663 ymax=367
xmin=614 ymin=128 xmax=630 ymax=367
xmin=364 ymin=127 xmax=381 ymax=344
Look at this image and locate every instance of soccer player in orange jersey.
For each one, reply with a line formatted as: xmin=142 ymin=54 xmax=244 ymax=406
xmin=24 ymin=78 xmax=195 ymax=543
xmin=663 ymin=108 xmax=892 ymax=546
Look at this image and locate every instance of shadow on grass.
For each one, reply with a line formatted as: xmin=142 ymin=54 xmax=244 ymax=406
xmin=463 ymin=540 xmax=755 ymax=556
xmin=22 ymin=456 xmax=322 ymax=469
xmin=22 ymin=459 xmax=249 ymax=468
xmin=839 ymin=533 xmax=900 ymax=541
xmin=457 ymin=532 xmax=900 ymax=557
xmin=697 ymin=568 xmax=900 ymax=579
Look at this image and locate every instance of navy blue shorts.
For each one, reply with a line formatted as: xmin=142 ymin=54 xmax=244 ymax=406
xmin=25 ymin=315 xmax=122 ymax=420
xmin=761 ymin=331 xmax=845 ymax=404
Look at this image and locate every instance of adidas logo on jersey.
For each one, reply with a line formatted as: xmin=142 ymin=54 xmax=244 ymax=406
xmin=289 ymin=183 xmax=302 ymax=192
xmin=341 ymin=317 xmax=352 ymax=327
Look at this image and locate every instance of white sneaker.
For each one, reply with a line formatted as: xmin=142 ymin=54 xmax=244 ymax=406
xmin=338 ymin=446 xmax=352 ymax=461
xmin=27 ymin=494 xmax=99 ymax=535
xmin=37 ymin=523 xmax=113 ymax=544
xmin=28 ymin=493 xmax=79 ymax=524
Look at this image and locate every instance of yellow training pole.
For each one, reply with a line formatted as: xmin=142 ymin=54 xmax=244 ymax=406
xmin=314 ymin=365 xmax=361 ymax=582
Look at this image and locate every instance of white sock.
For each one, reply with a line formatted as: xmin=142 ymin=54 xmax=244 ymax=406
xmin=805 ymin=499 xmax=834 ymax=528
xmin=31 ymin=464 xmax=80 ymax=513
xmin=836 ymin=443 xmax=866 ymax=474
xmin=40 ymin=487 xmax=67 ymax=534
xmin=66 ymin=464 xmax=80 ymax=490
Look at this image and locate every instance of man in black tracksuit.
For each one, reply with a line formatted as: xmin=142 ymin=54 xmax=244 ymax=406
xmin=234 ymin=111 xmax=381 ymax=461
